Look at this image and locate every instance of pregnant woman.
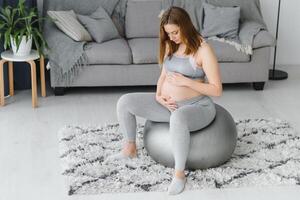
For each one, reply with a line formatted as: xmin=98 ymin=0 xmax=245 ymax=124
xmin=104 ymin=6 xmax=222 ymax=195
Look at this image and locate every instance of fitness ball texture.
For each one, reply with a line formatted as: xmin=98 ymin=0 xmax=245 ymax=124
xmin=143 ymin=104 xmax=237 ymax=170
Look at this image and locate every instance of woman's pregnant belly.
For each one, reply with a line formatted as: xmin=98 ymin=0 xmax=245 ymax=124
xmin=161 ymin=79 xmax=204 ymax=102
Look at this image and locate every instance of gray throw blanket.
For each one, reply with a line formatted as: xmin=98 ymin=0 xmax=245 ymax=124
xmin=161 ymin=0 xmax=268 ymax=55
xmin=43 ymin=0 xmax=120 ymax=85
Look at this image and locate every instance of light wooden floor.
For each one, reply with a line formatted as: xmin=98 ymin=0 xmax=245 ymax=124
xmin=0 ymin=65 xmax=299 ymax=200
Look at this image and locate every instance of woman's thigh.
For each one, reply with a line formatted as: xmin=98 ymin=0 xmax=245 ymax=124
xmin=117 ymin=92 xmax=171 ymax=122
xmin=170 ymin=98 xmax=216 ymax=131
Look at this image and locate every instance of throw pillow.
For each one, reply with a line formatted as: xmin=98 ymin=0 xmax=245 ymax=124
xmin=77 ymin=6 xmax=120 ymax=43
xmin=201 ymin=2 xmax=240 ymax=39
xmin=47 ymin=10 xmax=92 ymax=42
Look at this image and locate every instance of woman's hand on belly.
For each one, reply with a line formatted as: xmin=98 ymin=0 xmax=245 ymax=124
xmin=166 ymin=72 xmax=191 ymax=87
xmin=161 ymin=76 xmax=204 ymax=102
xmin=156 ymin=94 xmax=178 ymax=112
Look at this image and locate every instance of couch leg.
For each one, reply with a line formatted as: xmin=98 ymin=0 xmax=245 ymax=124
xmin=53 ymin=87 xmax=65 ymax=96
xmin=253 ymin=82 xmax=265 ymax=90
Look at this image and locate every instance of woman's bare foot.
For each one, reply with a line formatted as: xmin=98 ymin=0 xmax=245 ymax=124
xmin=122 ymin=141 xmax=137 ymax=157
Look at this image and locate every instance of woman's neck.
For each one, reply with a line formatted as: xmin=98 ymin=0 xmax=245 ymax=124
xmin=176 ymin=43 xmax=187 ymax=55
xmin=178 ymin=43 xmax=186 ymax=50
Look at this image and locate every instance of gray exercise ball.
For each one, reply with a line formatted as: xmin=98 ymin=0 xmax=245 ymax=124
xmin=143 ymin=104 xmax=237 ymax=170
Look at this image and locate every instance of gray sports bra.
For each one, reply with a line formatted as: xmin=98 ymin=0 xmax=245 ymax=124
xmin=163 ymin=54 xmax=205 ymax=79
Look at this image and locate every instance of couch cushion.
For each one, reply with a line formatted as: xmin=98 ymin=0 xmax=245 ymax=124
xmin=206 ymin=0 xmax=266 ymax=26
xmin=85 ymin=38 xmax=132 ymax=64
xmin=125 ymin=0 xmax=161 ymax=38
xmin=202 ymin=2 xmax=240 ymax=39
xmin=77 ymin=6 xmax=120 ymax=43
xmin=47 ymin=10 xmax=92 ymax=41
xmin=128 ymin=38 xmax=159 ymax=64
xmin=206 ymin=39 xmax=250 ymax=62
xmin=128 ymin=38 xmax=249 ymax=64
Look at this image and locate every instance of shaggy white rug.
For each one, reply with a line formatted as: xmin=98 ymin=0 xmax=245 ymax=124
xmin=58 ymin=118 xmax=300 ymax=195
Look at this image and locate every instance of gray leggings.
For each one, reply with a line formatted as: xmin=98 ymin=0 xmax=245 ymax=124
xmin=117 ymin=92 xmax=216 ymax=171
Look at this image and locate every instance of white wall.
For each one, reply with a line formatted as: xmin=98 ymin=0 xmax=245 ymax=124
xmin=261 ymin=0 xmax=300 ymax=65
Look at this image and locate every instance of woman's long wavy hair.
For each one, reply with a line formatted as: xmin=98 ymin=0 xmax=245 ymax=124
xmin=158 ymin=6 xmax=203 ymax=67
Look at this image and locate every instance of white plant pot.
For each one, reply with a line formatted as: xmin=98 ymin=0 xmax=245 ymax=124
xmin=10 ymin=35 xmax=32 ymax=56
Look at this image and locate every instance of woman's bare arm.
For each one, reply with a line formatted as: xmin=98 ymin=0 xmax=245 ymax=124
xmin=156 ymin=67 xmax=167 ymax=97
xmin=156 ymin=44 xmax=169 ymax=97
xmin=185 ymin=42 xmax=222 ymax=97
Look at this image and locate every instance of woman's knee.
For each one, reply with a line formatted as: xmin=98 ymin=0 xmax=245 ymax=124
xmin=205 ymin=103 xmax=217 ymax=125
xmin=117 ymin=93 xmax=134 ymax=111
xmin=170 ymin=110 xmax=188 ymax=126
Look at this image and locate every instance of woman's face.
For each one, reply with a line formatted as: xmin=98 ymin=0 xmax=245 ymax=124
xmin=164 ymin=24 xmax=181 ymax=44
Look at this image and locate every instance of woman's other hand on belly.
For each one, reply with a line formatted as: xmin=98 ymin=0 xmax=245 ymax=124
xmin=156 ymin=94 xmax=178 ymax=112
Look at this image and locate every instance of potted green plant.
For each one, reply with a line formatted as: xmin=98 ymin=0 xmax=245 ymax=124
xmin=0 ymin=0 xmax=49 ymax=56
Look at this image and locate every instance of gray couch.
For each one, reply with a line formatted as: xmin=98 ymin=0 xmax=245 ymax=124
xmin=43 ymin=0 xmax=275 ymax=95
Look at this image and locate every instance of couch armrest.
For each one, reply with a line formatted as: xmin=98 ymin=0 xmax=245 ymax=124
xmin=253 ymin=30 xmax=276 ymax=49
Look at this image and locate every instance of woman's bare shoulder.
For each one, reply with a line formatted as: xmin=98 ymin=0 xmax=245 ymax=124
xmin=198 ymin=38 xmax=214 ymax=55
xmin=194 ymin=36 xmax=216 ymax=65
